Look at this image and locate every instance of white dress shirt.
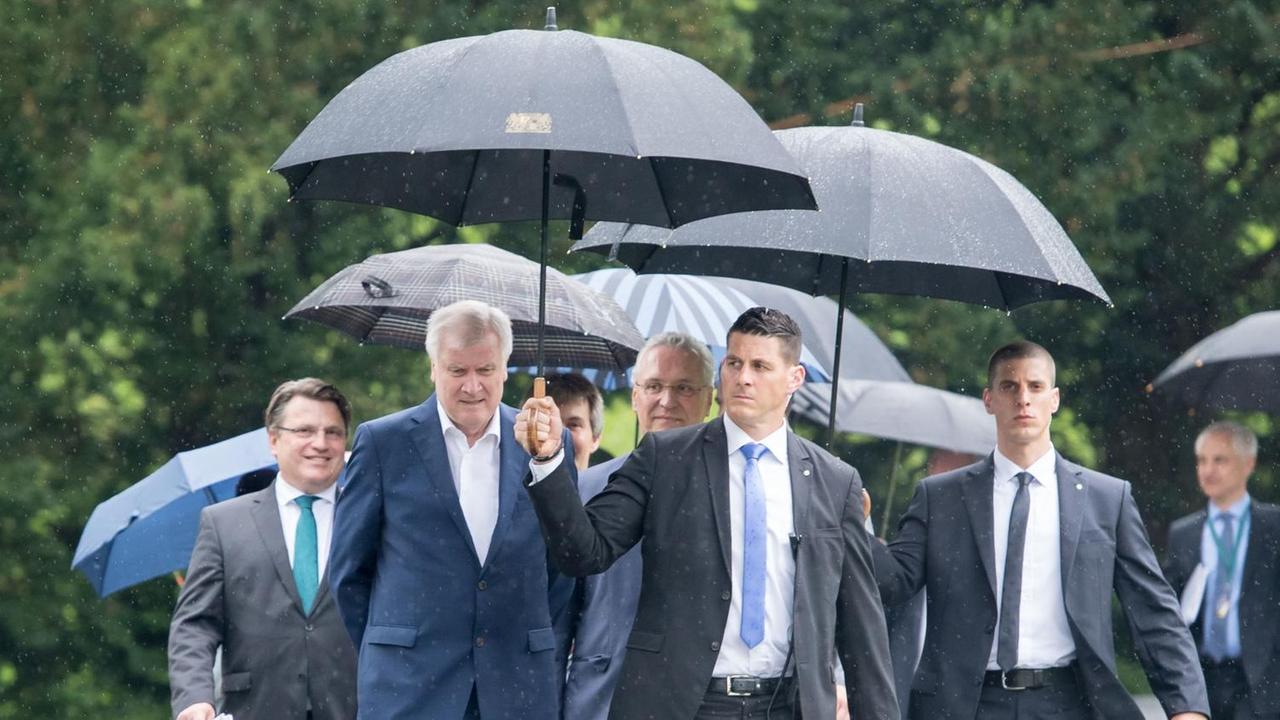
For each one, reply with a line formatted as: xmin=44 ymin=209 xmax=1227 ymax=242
xmin=986 ymin=446 xmax=1076 ymax=670
xmin=713 ymin=415 xmax=796 ymax=678
xmin=275 ymin=476 xmax=338 ymax=580
xmin=439 ymin=401 xmax=502 ymax=565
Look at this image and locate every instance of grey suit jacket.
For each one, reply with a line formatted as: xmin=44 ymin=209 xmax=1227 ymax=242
xmin=873 ymin=454 xmax=1208 ymax=720
xmin=168 ymin=483 xmax=357 ymax=720
xmin=1164 ymin=500 xmax=1280 ymax=712
xmin=526 ymin=418 xmax=899 ymax=720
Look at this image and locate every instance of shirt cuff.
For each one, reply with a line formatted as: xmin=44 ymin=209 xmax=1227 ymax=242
xmin=527 ymin=448 xmax=565 ymax=483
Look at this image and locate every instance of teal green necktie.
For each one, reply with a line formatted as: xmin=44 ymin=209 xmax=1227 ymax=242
xmin=294 ymin=495 xmax=319 ymax=614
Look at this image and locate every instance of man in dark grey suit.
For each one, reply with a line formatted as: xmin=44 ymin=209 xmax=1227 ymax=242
xmin=517 ymin=308 xmax=898 ymax=720
xmin=563 ymin=332 xmax=715 ymax=720
xmin=168 ymin=378 xmax=357 ymax=720
xmin=873 ymin=341 xmax=1208 ymax=720
xmin=1164 ymin=421 xmax=1280 ymax=720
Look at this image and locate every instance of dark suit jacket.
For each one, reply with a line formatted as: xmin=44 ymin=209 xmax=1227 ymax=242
xmin=168 ymin=483 xmax=357 ymax=720
xmin=329 ymin=397 xmax=573 ymax=720
xmin=1164 ymin=500 xmax=1280 ymax=712
xmin=563 ymin=454 xmax=639 ymax=720
xmin=526 ymin=418 xmax=899 ymax=720
xmin=873 ymin=454 xmax=1208 ymax=720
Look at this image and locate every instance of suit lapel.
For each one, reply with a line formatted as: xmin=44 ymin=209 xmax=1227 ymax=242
xmin=484 ymin=405 xmax=526 ymax=574
xmin=250 ymin=484 xmax=307 ymax=615
xmin=1057 ymin=455 xmax=1087 ymax=587
xmin=960 ymin=456 xmax=997 ymax=596
xmin=408 ymin=396 xmax=481 ymax=567
xmin=703 ymin=419 xmax=733 ymax=579
xmin=787 ymin=431 xmax=813 ymax=535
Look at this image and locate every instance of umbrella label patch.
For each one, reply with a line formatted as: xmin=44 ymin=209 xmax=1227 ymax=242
xmin=505 ymin=112 xmax=552 ymax=134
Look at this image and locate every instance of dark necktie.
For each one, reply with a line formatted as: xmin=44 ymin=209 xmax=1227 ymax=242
xmin=294 ymin=495 xmax=319 ymax=614
xmin=997 ymin=472 xmax=1032 ymax=671
xmin=739 ymin=442 xmax=769 ymax=649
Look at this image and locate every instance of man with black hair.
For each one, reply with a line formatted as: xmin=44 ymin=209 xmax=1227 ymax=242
xmin=544 ymin=372 xmax=604 ymax=471
xmin=516 ymin=307 xmax=897 ymax=720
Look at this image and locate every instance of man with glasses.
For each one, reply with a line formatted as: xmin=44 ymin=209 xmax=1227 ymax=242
xmin=168 ymin=378 xmax=358 ymax=720
xmin=563 ymin=332 xmax=715 ymax=720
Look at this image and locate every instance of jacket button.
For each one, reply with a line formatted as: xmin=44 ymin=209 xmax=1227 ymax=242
xmin=721 ymin=591 xmax=731 ymax=601
xmin=478 ymin=580 xmax=488 ymax=590
xmin=475 ymin=636 xmax=486 ymax=647
xmin=710 ymin=641 xmax=720 ymax=652
xmin=305 ymin=624 xmax=314 ymax=632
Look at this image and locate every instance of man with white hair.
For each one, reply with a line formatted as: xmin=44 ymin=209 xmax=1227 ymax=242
xmin=329 ymin=300 xmax=573 ymax=720
xmin=1164 ymin=421 xmax=1280 ymax=720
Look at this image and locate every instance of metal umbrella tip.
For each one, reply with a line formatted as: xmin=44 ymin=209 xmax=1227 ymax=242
xmin=851 ymin=102 xmax=865 ymax=127
xmin=545 ymin=7 xmax=557 ymax=30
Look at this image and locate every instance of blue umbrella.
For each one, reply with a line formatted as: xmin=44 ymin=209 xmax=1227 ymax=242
xmin=72 ymin=428 xmax=277 ymax=597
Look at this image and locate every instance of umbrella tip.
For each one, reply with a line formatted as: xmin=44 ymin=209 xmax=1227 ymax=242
xmin=851 ymin=102 xmax=865 ymax=127
xmin=545 ymin=6 xmax=557 ymax=30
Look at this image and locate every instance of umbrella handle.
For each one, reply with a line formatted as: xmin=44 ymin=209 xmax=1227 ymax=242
xmin=527 ymin=376 xmax=546 ymax=454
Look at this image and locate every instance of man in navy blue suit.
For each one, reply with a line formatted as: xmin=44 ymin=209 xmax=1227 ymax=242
xmin=563 ymin=332 xmax=715 ymax=720
xmin=329 ymin=300 xmax=572 ymax=720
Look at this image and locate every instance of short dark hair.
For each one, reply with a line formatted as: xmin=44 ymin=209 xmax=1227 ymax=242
xmin=264 ymin=377 xmax=353 ymax=431
xmin=986 ymin=341 xmax=1056 ymax=387
xmin=544 ymin=372 xmax=604 ymax=438
xmin=727 ymin=307 xmax=803 ymax=365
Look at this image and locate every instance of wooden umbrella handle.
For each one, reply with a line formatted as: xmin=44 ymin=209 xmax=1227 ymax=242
xmin=527 ymin=376 xmax=546 ymax=454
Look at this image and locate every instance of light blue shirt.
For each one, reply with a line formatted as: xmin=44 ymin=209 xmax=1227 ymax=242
xmin=1200 ymin=493 xmax=1251 ymax=658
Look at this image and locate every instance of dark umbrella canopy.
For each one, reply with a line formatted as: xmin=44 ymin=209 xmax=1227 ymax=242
xmin=575 ymin=122 xmax=1110 ymax=309
xmin=285 ymin=243 xmax=645 ymax=371
xmin=271 ymin=20 xmax=816 ymax=228
xmin=1151 ymin=310 xmax=1280 ymax=413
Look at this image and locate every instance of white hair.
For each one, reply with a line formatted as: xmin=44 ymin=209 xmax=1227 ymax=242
xmin=425 ymin=300 xmax=513 ymax=364
xmin=635 ymin=332 xmax=715 ymax=387
xmin=1195 ymin=420 xmax=1258 ymax=459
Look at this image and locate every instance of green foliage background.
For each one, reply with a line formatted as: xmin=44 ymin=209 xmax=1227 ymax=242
xmin=2 ymin=1 xmax=1277 ymax=715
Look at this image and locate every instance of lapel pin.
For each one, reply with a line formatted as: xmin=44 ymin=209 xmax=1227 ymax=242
xmin=1075 ymin=483 xmax=1083 ymax=490
xmin=802 ymin=469 xmax=811 ymax=477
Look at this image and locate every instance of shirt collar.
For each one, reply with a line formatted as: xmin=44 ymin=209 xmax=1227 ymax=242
xmin=274 ymin=473 xmax=339 ymax=508
xmin=1208 ymin=493 xmax=1251 ymax=520
xmin=723 ymin=414 xmax=789 ymax=465
xmin=437 ymin=399 xmax=501 ymax=447
xmin=992 ymin=445 xmax=1057 ymax=488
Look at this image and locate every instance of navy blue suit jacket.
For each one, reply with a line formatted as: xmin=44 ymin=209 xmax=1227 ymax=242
xmin=563 ymin=454 xmax=640 ymax=720
xmin=329 ymin=396 xmax=573 ymax=720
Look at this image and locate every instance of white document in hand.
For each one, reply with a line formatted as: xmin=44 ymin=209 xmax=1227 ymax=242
xmin=1179 ymin=563 xmax=1209 ymax=625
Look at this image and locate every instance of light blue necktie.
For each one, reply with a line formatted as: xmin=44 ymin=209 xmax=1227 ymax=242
xmin=740 ymin=443 xmax=769 ymax=649
xmin=1206 ymin=512 xmax=1235 ymax=660
xmin=294 ymin=495 xmax=319 ymax=615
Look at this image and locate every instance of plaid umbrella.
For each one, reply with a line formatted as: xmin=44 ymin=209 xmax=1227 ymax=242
xmin=285 ymin=244 xmax=644 ymax=371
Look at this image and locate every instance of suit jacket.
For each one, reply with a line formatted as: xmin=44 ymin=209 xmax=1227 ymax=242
xmin=168 ymin=483 xmax=357 ymax=720
xmin=872 ymin=454 xmax=1208 ymax=720
xmin=526 ymin=418 xmax=899 ymax=720
xmin=329 ymin=397 xmax=573 ymax=720
xmin=1164 ymin=500 xmax=1280 ymax=711
xmin=563 ymin=454 xmax=640 ymax=720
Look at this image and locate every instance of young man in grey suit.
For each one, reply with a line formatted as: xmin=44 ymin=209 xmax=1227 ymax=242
xmin=518 ymin=307 xmax=898 ymax=720
xmin=563 ymin=332 xmax=715 ymax=720
xmin=1164 ymin=421 xmax=1280 ymax=720
xmin=168 ymin=378 xmax=358 ymax=720
xmin=872 ymin=341 xmax=1208 ymax=719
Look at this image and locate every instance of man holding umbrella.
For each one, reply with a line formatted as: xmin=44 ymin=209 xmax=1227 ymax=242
xmin=329 ymin=300 xmax=574 ymax=720
xmin=517 ymin=307 xmax=897 ymax=720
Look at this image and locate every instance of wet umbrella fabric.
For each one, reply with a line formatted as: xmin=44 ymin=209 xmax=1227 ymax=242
xmin=1151 ymin=310 xmax=1280 ymax=413
xmin=285 ymin=244 xmax=646 ymax=371
xmin=72 ymin=428 xmax=277 ymax=597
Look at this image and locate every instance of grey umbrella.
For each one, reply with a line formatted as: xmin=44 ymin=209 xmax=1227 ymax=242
xmin=285 ymin=244 xmax=645 ymax=371
xmin=1150 ymin=310 xmax=1280 ymax=413
xmin=271 ymin=8 xmax=816 ymax=381
xmin=575 ymin=105 xmax=1110 ymax=442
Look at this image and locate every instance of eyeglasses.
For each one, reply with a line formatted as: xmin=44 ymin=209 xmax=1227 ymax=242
xmin=638 ymin=380 xmax=706 ymax=398
xmin=274 ymin=425 xmax=347 ymax=442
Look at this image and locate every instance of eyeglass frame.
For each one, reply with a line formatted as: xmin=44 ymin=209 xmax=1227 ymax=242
xmin=636 ymin=380 xmax=709 ymax=399
xmin=272 ymin=424 xmax=348 ymax=442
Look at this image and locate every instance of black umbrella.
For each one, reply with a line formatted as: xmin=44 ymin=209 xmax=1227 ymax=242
xmin=271 ymin=8 xmax=816 ymax=395
xmin=575 ymin=105 xmax=1109 ymax=444
xmin=1150 ymin=310 xmax=1280 ymax=413
xmin=285 ymin=244 xmax=645 ymax=371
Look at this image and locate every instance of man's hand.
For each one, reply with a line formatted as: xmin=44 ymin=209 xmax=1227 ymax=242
xmin=834 ymin=683 xmax=849 ymax=720
xmin=515 ymin=395 xmax=563 ymax=460
xmin=1169 ymin=714 xmax=1207 ymax=720
xmin=176 ymin=702 xmax=216 ymax=720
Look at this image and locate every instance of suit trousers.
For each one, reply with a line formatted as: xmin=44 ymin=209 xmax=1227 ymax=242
xmin=693 ymin=689 xmax=795 ymax=719
xmin=1202 ymin=659 xmax=1263 ymax=720
xmin=974 ymin=671 xmax=1090 ymax=720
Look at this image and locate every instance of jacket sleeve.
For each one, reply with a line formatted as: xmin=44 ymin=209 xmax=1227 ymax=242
xmin=870 ymin=479 xmax=930 ymax=609
xmin=167 ymin=508 xmax=224 ymax=717
xmin=329 ymin=422 xmax=384 ymax=649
